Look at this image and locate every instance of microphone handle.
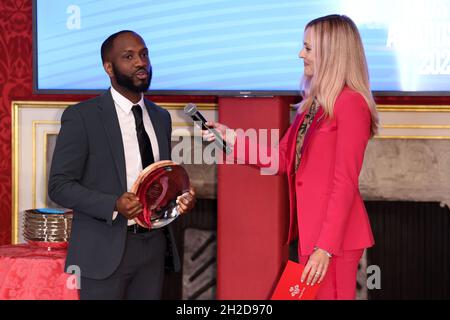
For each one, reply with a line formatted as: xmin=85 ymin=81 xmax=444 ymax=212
xmin=208 ymin=126 xmax=232 ymax=155
xmin=192 ymin=113 xmax=209 ymax=130
xmin=191 ymin=112 xmax=232 ymax=154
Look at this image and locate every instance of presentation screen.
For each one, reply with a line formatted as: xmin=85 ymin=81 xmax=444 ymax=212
xmin=34 ymin=0 xmax=450 ymax=95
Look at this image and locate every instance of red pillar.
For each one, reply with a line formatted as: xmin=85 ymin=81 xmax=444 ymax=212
xmin=216 ymin=96 xmax=293 ymax=299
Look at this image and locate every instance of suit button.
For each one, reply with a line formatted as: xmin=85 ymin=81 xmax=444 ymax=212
xmin=297 ymin=181 xmax=303 ymax=186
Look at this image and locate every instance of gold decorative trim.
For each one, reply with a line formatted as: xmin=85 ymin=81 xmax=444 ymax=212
xmin=11 ymin=103 xmax=19 ymax=244
xmin=172 ymin=122 xmax=194 ymax=127
xmin=32 ymin=121 xmax=60 ymax=209
xmin=290 ymin=104 xmax=450 ymax=112
xmin=382 ymin=125 xmax=450 ymax=129
xmin=32 ymin=121 xmax=35 ymax=208
xmin=375 ymin=136 xmax=450 ymax=140
xmin=377 ymin=105 xmax=450 ymax=139
xmin=11 ymin=101 xmax=76 ymax=108
xmin=11 ymin=101 xmax=70 ymax=244
xmin=44 ymin=132 xmax=59 ymax=207
xmin=376 ymin=105 xmax=450 ymax=112
xmin=158 ymin=103 xmax=218 ymax=110
xmin=10 ymin=101 xmax=219 ymax=110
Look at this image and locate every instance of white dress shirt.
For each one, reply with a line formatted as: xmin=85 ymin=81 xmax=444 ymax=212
xmin=110 ymin=86 xmax=160 ymax=225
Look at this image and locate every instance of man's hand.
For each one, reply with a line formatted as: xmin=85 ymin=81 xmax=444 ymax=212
xmin=115 ymin=192 xmax=143 ymax=220
xmin=176 ymin=187 xmax=196 ymax=214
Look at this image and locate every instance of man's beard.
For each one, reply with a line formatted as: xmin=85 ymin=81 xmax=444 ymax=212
xmin=112 ymin=64 xmax=152 ymax=93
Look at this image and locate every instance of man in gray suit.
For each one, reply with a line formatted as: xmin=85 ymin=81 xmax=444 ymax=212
xmin=48 ymin=30 xmax=196 ymax=299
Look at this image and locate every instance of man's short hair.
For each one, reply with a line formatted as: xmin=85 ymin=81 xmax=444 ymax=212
xmin=100 ymin=30 xmax=136 ymax=63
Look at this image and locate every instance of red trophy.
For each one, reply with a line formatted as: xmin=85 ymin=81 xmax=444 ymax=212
xmin=131 ymin=160 xmax=190 ymax=229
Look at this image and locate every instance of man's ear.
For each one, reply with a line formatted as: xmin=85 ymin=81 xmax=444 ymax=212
xmin=103 ymin=62 xmax=114 ymax=78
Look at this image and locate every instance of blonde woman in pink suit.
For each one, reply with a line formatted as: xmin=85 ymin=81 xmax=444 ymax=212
xmin=203 ymin=14 xmax=379 ymax=300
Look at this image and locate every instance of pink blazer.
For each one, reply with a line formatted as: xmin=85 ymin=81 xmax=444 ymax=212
xmin=233 ymin=87 xmax=375 ymax=256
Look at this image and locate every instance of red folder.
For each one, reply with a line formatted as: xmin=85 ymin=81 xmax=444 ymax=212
xmin=271 ymin=260 xmax=321 ymax=300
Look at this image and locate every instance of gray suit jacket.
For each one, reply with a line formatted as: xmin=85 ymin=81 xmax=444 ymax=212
xmin=48 ymin=90 xmax=180 ymax=280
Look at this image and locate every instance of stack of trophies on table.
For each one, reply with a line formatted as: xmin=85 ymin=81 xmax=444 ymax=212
xmin=23 ymin=208 xmax=73 ymax=249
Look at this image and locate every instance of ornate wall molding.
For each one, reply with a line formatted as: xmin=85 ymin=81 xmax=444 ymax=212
xmin=10 ymin=100 xmax=218 ymax=243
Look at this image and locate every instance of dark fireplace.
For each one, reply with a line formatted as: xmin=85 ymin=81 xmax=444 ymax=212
xmin=162 ymin=198 xmax=217 ymax=300
xmin=162 ymin=139 xmax=450 ymax=300
xmin=162 ymin=200 xmax=450 ymax=300
xmin=365 ymin=201 xmax=450 ymax=300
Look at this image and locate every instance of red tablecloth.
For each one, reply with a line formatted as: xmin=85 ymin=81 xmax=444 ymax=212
xmin=0 ymin=244 xmax=79 ymax=300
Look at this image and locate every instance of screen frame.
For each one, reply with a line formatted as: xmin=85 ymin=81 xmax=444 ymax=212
xmin=32 ymin=0 xmax=450 ymax=97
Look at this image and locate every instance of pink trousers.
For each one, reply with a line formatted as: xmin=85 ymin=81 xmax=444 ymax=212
xmin=299 ymin=249 xmax=364 ymax=300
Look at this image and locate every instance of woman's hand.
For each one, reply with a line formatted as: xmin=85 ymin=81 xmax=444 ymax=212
xmin=201 ymin=121 xmax=237 ymax=147
xmin=301 ymin=248 xmax=331 ymax=286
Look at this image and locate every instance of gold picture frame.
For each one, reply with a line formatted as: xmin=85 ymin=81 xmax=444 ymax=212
xmin=11 ymin=101 xmax=73 ymax=244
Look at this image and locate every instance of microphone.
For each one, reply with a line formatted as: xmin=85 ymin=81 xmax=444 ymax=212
xmin=184 ymin=103 xmax=232 ymax=154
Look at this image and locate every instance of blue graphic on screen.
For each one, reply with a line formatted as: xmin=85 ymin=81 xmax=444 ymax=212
xmin=36 ymin=0 xmax=450 ymax=93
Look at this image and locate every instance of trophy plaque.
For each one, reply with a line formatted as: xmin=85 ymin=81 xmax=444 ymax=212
xmin=131 ymin=160 xmax=190 ymax=229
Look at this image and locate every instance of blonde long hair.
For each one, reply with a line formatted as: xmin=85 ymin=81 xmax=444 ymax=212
xmin=299 ymin=14 xmax=379 ymax=136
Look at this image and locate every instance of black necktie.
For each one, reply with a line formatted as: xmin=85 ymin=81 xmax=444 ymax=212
xmin=131 ymin=104 xmax=155 ymax=169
